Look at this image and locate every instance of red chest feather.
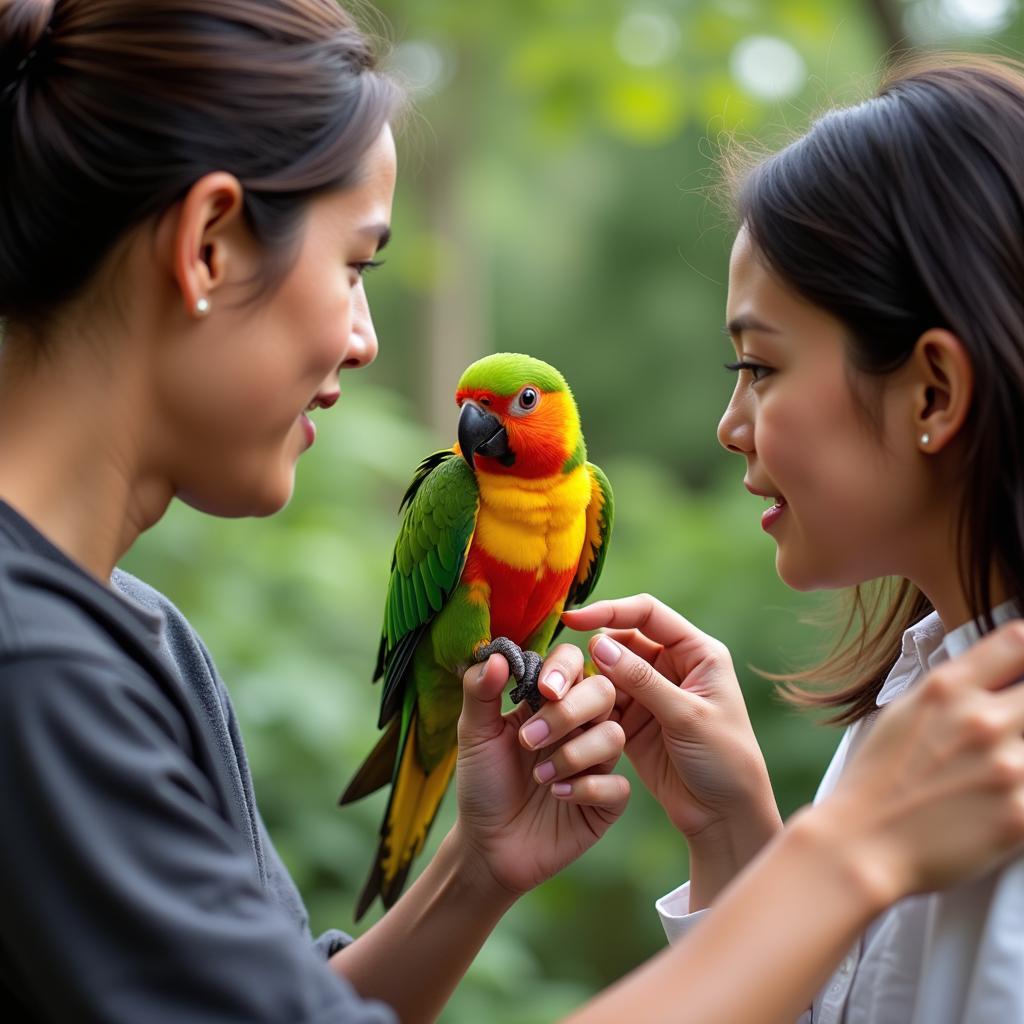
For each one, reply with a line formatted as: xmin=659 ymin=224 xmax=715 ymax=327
xmin=463 ymin=544 xmax=574 ymax=645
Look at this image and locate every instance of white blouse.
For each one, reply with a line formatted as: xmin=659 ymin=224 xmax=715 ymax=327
xmin=656 ymin=603 xmax=1024 ymax=1024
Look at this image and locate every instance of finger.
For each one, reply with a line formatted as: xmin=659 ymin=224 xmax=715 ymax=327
xmin=617 ymin=696 xmax=660 ymax=743
xmin=589 ymin=632 xmax=690 ymax=722
xmin=550 ymin=773 xmax=631 ymax=811
xmin=519 ymin=674 xmax=616 ymax=750
xmin=538 ymin=643 xmax=585 ymax=701
xmin=606 ymin=627 xmax=664 ymax=664
xmin=532 ymin=720 xmax=626 ymax=785
xmin=562 ymin=594 xmax=698 ymax=648
xmin=459 ymin=654 xmax=510 ymax=740
xmin=602 ymin=631 xmax=663 ymax=712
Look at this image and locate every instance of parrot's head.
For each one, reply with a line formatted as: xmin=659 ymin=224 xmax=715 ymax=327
xmin=454 ymin=353 xmax=584 ymax=478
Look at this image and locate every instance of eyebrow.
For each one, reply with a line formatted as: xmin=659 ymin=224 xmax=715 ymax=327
xmin=723 ymin=315 xmax=779 ymax=337
xmin=360 ymin=223 xmax=391 ymax=252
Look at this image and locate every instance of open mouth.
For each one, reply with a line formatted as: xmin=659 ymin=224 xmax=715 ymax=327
xmin=299 ymin=412 xmax=316 ymax=449
xmin=761 ymin=495 xmax=787 ymax=530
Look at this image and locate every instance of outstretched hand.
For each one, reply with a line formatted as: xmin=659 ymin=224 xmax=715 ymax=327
xmin=563 ymin=594 xmax=779 ymax=838
xmin=454 ymin=644 xmax=630 ymax=901
xmin=562 ymin=595 xmax=782 ymax=906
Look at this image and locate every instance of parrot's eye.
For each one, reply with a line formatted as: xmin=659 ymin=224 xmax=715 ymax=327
xmin=512 ymin=387 xmax=539 ymax=415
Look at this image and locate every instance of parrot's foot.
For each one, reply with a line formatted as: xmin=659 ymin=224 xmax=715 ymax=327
xmin=474 ymin=637 xmax=544 ymax=713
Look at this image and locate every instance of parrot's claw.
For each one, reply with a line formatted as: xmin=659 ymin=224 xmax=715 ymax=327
xmin=474 ymin=638 xmax=545 ymax=713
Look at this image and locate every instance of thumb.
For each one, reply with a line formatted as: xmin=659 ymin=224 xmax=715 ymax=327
xmin=459 ymin=653 xmax=510 ymax=742
xmin=590 ymin=633 xmax=687 ymax=723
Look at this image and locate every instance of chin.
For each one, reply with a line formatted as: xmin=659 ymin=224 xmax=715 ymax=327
xmin=179 ymin=476 xmax=295 ymax=520
xmin=774 ymin=550 xmax=841 ymax=593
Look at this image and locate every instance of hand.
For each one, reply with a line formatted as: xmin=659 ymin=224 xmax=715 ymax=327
xmin=453 ymin=644 xmax=630 ymax=901
xmin=563 ymin=594 xmax=779 ymax=837
xmin=804 ymin=620 xmax=1024 ymax=908
xmin=562 ymin=595 xmax=782 ymax=906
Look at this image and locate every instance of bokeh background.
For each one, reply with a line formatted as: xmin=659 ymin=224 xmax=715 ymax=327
xmin=123 ymin=1 xmax=1024 ymax=1020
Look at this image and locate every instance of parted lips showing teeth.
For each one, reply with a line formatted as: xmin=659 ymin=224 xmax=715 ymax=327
xmin=745 ymin=483 xmax=786 ymax=505
xmin=305 ymin=392 xmax=340 ymax=413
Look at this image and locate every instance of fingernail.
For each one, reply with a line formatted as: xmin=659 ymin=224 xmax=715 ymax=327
xmin=544 ymin=670 xmax=567 ymax=698
xmin=520 ymin=718 xmax=550 ymax=749
xmin=593 ymin=635 xmax=621 ymax=667
xmin=552 ymin=782 xmax=572 ymax=797
xmin=534 ymin=760 xmax=556 ymax=784
xmin=477 ymin=659 xmax=489 ymax=682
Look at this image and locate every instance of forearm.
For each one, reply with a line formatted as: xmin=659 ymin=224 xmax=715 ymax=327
xmin=329 ymin=824 xmax=516 ymax=1023
xmin=566 ymin=807 xmax=885 ymax=1024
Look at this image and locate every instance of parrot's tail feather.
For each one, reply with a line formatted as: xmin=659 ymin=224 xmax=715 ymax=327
xmin=338 ymin=717 xmax=402 ymax=806
xmin=354 ymin=859 xmax=384 ymax=921
xmin=352 ymin=711 xmax=458 ymax=920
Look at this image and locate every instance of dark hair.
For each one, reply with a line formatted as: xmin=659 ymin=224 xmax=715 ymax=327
xmin=0 ymin=0 xmax=402 ymax=330
xmin=729 ymin=54 xmax=1024 ymax=723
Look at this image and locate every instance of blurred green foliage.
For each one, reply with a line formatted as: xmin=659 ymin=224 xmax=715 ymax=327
xmin=122 ymin=0 xmax=1024 ymax=1019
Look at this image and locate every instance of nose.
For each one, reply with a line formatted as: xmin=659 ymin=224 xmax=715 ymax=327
xmin=717 ymin=387 xmax=754 ymax=455
xmin=342 ymin=281 xmax=379 ymax=370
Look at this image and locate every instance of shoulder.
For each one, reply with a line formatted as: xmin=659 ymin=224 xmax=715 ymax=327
xmin=0 ymin=548 xmax=151 ymax=664
xmin=401 ymin=449 xmax=477 ymax=510
xmin=112 ymin=567 xmax=226 ymax=702
xmin=112 ymin=567 xmax=212 ymax=655
xmin=0 ymin=552 xmax=197 ymax=737
xmin=112 ymin=566 xmax=189 ymax=626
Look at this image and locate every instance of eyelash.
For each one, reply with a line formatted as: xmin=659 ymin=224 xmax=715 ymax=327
xmin=353 ymin=259 xmax=386 ymax=276
xmin=724 ymin=359 xmax=773 ymax=383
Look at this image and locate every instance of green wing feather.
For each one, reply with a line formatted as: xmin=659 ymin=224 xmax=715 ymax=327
xmin=551 ymin=461 xmax=614 ymax=644
xmin=374 ymin=450 xmax=479 ymax=730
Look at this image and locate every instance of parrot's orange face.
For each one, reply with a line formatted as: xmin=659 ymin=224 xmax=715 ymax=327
xmin=455 ymin=383 xmax=581 ymax=479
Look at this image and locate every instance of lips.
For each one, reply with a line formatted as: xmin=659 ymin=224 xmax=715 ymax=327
xmin=761 ymin=498 xmax=786 ymax=531
xmin=744 ymin=482 xmax=787 ymax=530
xmin=298 ymin=390 xmax=339 ymax=451
xmin=307 ymin=390 xmax=340 ymax=412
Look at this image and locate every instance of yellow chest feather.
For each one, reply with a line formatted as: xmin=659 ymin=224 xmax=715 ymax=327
xmin=474 ymin=466 xmax=591 ymax=573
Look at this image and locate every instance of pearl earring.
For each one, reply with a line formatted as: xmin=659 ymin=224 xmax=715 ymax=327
xmin=195 ymin=297 xmax=211 ymax=317
xmin=920 ymin=432 xmax=930 ymax=447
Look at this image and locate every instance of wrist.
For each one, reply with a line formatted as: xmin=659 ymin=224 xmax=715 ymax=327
xmin=684 ymin=792 xmax=783 ymax=910
xmin=787 ymin=802 xmax=898 ymax=918
xmin=687 ymin=800 xmax=783 ymax=910
xmin=438 ymin=824 xmax=521 ymax=917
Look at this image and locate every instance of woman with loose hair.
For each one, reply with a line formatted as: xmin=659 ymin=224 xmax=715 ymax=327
xmin=566 ymin=54 xmax=1024 ymax=1023
xmin=1 ymin=1 xmax=1023 ymax=1020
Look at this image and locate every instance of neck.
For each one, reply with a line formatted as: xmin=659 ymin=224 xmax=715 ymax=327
xmin=0 ymin=332 xmax=172 ymax=580
xmin=921 ymin=576 xmax=1013 ymax=636
xmin=908 ymin=534 xmax=1011 ymax=635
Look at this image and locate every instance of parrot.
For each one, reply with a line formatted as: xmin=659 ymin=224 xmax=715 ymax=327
xmin=338 ymin=352 xmax=613 ymax=920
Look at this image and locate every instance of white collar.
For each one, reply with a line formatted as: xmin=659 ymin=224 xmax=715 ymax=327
xmin=875 ymin=598 xmax=1021 ymax=707
xmin=876 ymin=610 xmax=945 ymax=707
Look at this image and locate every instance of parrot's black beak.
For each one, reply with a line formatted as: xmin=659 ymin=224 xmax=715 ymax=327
xmin=458 ymin=402 xmax=514 ymax=469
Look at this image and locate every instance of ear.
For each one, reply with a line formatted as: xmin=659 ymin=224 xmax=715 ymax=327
xmin=156 ymin=172 xmax=246 ymax=319
xmin=909 ymin=328 xmax=974 ymax=453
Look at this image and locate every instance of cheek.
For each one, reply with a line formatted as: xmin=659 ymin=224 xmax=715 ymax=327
xmin=755 ymin=397 xmax=819 ymax=485
xmin=307 ymin=282 xmax=355 ymax=369
xmin=757 ymin=388 xmax=869 ymax=502
xmin=270 ymin=272 xmax=356 ymax=380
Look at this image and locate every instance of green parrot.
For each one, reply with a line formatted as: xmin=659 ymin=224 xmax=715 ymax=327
xmin=339 ymin=352 xmax=613 ymax=919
